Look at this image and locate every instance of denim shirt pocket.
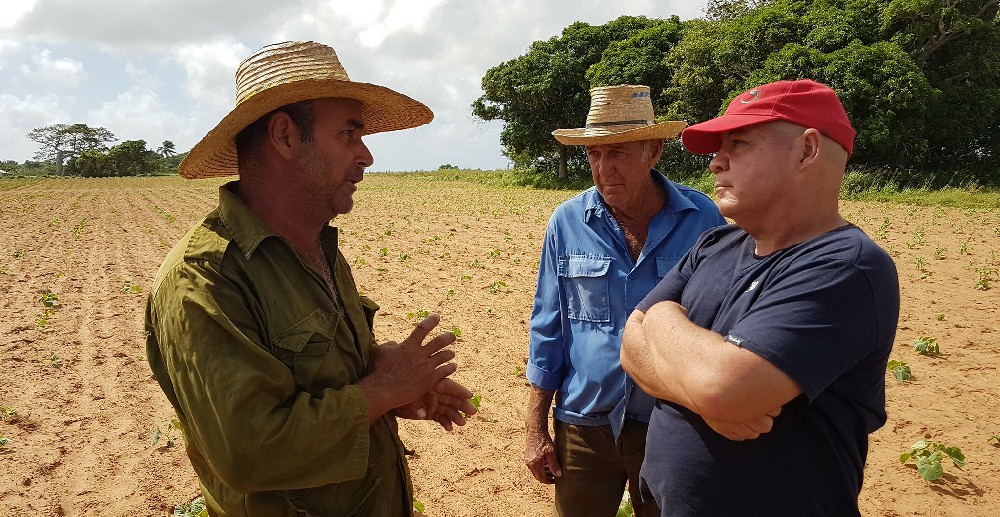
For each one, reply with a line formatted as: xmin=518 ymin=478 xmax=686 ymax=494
xmin=655 ymin=256 xmax=683 ymax=279
xmin=558 ymin=254 xmax=612 ymax=322
xmin=272 ymin=308 xmax=344 ymax=393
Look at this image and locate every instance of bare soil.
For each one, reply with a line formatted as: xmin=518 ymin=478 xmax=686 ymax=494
xmin=1 ymin=176 xmax=998 ymax=516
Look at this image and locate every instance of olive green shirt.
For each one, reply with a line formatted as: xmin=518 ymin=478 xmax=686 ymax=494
xmin=145 ymin=182 xmax=411 ymax=516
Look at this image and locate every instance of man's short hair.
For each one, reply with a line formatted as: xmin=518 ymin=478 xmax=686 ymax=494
xmin=235 ymin=100 xmax=315 ymax=165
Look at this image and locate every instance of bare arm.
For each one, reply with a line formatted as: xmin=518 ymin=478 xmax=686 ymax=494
xmin=628 ymin=300 xmax=801 ymax=423
xmin=524 ymin=385 xmax=561 ymax=484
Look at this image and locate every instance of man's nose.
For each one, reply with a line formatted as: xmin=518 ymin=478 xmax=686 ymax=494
xmin=357 ymin=140 xmax=374 ymax=168
xmin=709 ymin=152 xmax=726 ymax=174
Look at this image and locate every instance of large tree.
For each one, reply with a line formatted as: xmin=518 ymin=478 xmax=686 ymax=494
xmin=472 ymin=16 xmax=664 ymax=178
xmin=26 ymin=123 xmax=117 ymax=176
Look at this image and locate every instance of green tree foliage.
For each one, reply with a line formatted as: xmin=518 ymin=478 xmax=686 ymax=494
xmin=67 ymin=140 xmax=162 ymax=177
xmin=26 ymin=123 xmax=117 ymax=175
xmin=472 ymin=16 xmax=664 ymax=178
xmin=157 ymin=140 xmax=177 ymax=157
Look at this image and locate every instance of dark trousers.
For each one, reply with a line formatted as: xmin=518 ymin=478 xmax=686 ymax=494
xmin=553 ymin=418 xmax=660 ymax=517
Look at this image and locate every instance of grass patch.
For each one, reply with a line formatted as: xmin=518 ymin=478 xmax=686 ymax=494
xmin=0 ymin=177 xmax=43 ymax=190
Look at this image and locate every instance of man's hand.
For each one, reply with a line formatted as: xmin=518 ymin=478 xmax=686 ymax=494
xmin=702 ymin=406 xmax=782 ymax=441
xmin=525 ymin=423 xmax=561 ymax=484
xmin=524 ymin=386 xmax=561 ymax=484
xmin=358 ymin=314 xmax=458 ymax=425
xmin=394 ymin=378 xmax=478 ymax=431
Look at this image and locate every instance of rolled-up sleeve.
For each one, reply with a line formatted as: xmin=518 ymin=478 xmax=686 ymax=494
xmin=527 ymin=220 xmax=565 ymax=391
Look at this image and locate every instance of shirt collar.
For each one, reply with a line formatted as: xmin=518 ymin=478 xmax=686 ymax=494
xmin=217 ymin=181 xmax=278 ymax=260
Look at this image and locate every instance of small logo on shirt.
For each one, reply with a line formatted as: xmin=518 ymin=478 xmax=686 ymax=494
xmin=745 ymin=280 xmax=759 ymax=292
xmin=725 ymin=335 xmax=744 ymax=346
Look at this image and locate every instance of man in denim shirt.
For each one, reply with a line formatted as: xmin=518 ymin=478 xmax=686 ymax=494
xmin=524 ymin=85 xmax=725 ymax=516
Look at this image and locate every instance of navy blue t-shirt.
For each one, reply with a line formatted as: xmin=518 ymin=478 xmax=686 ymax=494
xmin=636 ymin=223 xmax=899 ymax=516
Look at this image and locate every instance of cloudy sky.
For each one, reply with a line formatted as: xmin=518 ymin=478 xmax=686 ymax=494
xmin=0 ymin=0 xmax=703 ymax=172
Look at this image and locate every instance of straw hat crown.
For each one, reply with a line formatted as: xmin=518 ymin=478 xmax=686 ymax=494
xmin=180 ymin=41 xmax=433 ymax=179
xmin=552 ymin=84 xmax=686 ymax=145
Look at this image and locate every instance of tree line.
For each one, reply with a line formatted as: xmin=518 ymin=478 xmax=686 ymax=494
xmin=473 ymin=0 xmax=1000 ymax=187
xmin=0 ymin=123 xmax=184 ymax=177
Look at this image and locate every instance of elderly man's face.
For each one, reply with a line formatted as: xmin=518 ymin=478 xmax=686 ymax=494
xmin=585 ymin=139 xmax=661 ymax=211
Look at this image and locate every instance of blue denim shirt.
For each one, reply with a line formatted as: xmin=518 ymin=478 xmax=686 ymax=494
xmin=527 ymin=170 xmax=725 ymax=436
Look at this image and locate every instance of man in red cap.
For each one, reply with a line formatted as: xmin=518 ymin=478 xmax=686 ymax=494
xmin=621 ymin=79 xmax=900 ymax=516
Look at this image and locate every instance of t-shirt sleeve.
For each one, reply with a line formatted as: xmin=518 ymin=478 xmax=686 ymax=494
xmin=724 ymin=258 xmax=882 ymax=400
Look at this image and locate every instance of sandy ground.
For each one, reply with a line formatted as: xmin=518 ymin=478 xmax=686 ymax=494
xmin=0 ymin=175 xmax=998 ymax=516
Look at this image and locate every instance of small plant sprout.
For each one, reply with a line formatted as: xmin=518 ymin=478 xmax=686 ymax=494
xmin=40 ymin=292 xmax=59 ymax=307
xmin=934 ymin=247 xmax=947 ymax=260
xmin=122 ymin=281 xmax=142 ymax=294
xmin=914 ymin=257 xmax=927 ymax=271
xmin=899 ymin=440 xmax=966 ymax=481
xmin=0 ymin=406 xmax=16 ymax=420
xmin=450 ymin=326 xmax=462 ymax=338
xmin=617 ymin=492 xmax=634 ymax=517
xmin=988 ymin=434 xmax=1000 ymax=445
xmin=172 ymin=495 xmax=208 ymax=517
xmin=398 ymin=252 xmax=410 ymax=261
xmin=913 ymin=336 xmax=941 ymax=356
xmin=489 ymin=280 xmax=507 ymax=293
xmin=0 ymin=436 xmax=9 ymax=448
xmin=975 ymin=267 xmax=998 ymax=290
xmin=379 ymin=247 xmax=388 ymax=256
xmin=151 ymin=418 xmax=183 ymax=448
xmin=413 ymin=500 xmax=426 ymax=514
xmin=406 ymin=309 xmax=431 ymax=322
xmin=935 ymin=313 xmax=945 ymax=321
xmin=887 ymin=360 xmax=911 ymax=382
xmin=470 ymin=393 xmax=482 ymax=410
xmin=460 ymin=274 xmax=472 ymax=282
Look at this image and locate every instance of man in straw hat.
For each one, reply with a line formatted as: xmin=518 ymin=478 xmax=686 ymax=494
xmin=525 ymin=84 xmax=725 ymax=516
xmin=621 ymin=79 xmax=900 ymax=515
xmin=145 ymin=41 xmax=477 ymax=516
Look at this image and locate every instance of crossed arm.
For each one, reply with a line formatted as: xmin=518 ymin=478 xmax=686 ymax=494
xmin=620 ymin=300 xmax=801 ymax=440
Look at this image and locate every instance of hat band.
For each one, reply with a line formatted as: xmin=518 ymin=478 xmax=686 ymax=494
xmin=586 ymin=119 xmax=651 ymax=128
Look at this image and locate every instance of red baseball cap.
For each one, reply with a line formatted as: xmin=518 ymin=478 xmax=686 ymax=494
xmin=681 ymin=79 xmax=856 ymax=156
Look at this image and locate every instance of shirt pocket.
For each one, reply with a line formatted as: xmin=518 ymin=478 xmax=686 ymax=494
xmin=272 ymin=308 xmax=345 ymax=392
xmin=558 ymin=255 xmax=612 ymax=323
xmin=655 ymin=256 xmax=684 ymax=279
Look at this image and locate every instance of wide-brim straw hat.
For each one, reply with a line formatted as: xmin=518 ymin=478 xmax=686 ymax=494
xmin=179 ymin=41 xmax=434 ymax=179
xmin=552 ymin=85 xmax=686 ymax=145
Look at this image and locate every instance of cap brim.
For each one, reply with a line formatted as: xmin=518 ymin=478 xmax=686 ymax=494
xmin=180 ymin=79 xmax=433 ymax=179
xmin=681 ymin=114 xmax=779 ymax=154
xmin=553 ymin=121 xmax=687 ymax=146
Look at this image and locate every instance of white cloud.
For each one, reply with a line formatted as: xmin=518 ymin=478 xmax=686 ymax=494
xmin=170 ymin=40 xmax=249 ymax=110
xmin=0 ymin=92 xmax=72 ymax=160
xmin=20 ymin=48 xmax=85 ymax=87
xmin=0 ymin=0 xmax=37 ymax=29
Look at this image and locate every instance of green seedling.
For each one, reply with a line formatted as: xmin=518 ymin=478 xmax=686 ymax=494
xmin=489 ymin=249 xmax=501 ymax=259
xmin=934 ymin=247 xmax=946 ymax=260
xmin=450 ymin=326 xmax=462 ymax=338
xmin=460 ymin=274 xmax=472 ymax=282
xmin=975 ymin=267 xmax=997 ymax=290
xmin=151 ymin=418 xmax=183 ymax=448
xmin=900 ymin=440 xmax=966 ymax=481
xmin=406 ymin=309 xmax=431 ymax=321
xmin=489 ymin=280 xmax=507 ymax=293
xmin=914 ymin=257 xmax=926 ymax=271
xmin=38 ymin=352 xmax=62 ymax=368
xmin=398 ymin=252 xmax=410 ymax=261
xmin=0 ymin=406 xmax=16 ymax=420
xmin=122 ymin=281 xmax=142 ymax=294
xmin=40 ymin=292 xmax=59 ymax=307
xmin=0 ymin=436 xmax=9 ymax=448
xmin=935 ymin=314 xmax=945 ymax=321
xmin=413 ymin=500 xmax=426 ymax=514
xmin=172 ymin=496 xmax=208 ymax=517
xmin=988 ymin=434 xmax=1000 ymax=445
xmin=469 ymin=393 xmax=482 ymax=410
xmin=379 ymin=247 xmax=388 ymax=256
xmin=887 ymin=360 xmax=911 ymax=382
xmin=913 ymin=336 xmax=940 ymax=356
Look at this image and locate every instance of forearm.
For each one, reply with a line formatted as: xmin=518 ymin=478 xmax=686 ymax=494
xmin=525 ymin=385 xmax=555 ymax=431
xmin=620 ymin=310 xmax=674 ymax=400
xmin=640 ymin=301 xmax=800 ymax=423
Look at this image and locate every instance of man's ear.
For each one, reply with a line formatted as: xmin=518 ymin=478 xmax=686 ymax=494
xmin=647 ymin=139 xmax=666 ymax=165
xmin=799 ymin=129 xmax=822 ymax=168
xmin=267 ymin=111 xmax=298 ymax=161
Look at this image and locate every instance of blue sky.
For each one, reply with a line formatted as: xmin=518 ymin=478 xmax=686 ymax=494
xmin=0 ymin=0 xmax=702 ymax=171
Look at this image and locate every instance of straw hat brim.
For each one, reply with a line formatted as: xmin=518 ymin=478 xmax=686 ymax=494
xmin=552 ymin=121 xmax=687 ymax=146
xmin=179 ymin=79 xmax=433 ymax=179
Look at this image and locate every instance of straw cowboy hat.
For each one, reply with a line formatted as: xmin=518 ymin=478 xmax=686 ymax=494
xmin=179 ymin=41 xmax=434 ymax=179
xmin=552 ymin=85 xmax=686 ymax=145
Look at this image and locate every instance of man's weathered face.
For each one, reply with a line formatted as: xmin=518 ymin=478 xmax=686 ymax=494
xmin=293 ymin=97 xmax=374 ymax=218
xmin=585 ymin=140 xmax=660 ymax=211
